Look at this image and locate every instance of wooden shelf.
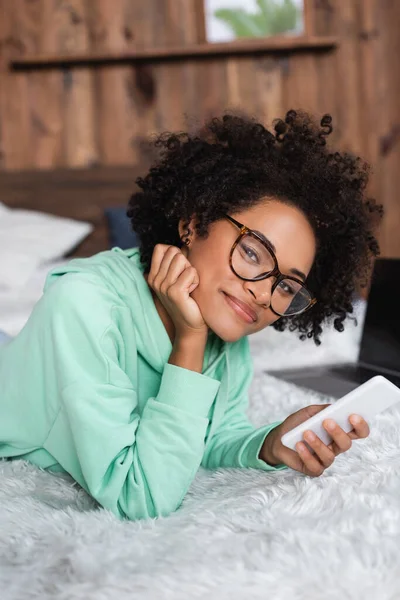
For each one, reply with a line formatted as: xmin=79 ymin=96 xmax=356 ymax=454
xmin=10 ymin=36 xmax=338 ymax=70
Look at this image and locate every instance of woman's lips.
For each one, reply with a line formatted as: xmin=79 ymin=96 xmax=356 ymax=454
xmin=222 ymin=292 xmax=256 ymax=323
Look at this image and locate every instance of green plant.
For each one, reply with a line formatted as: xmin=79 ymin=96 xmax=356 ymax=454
xmin=214 ymin=0 xmax=301 ymax=38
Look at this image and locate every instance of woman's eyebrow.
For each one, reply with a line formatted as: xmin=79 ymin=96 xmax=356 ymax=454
xmin=253 ymin=229 xmax=276 ymax=251
xmin=253 ymin=229 xmax=307 ymax=281
xmin=289 ymin=268 xmax=306 ymax=281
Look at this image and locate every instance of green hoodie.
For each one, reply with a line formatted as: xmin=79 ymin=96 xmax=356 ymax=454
xmin=0 ymin=246 xmax=288 ymax=521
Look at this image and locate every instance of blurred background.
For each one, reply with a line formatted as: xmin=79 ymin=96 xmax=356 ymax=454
xmin=0 ymin=0 xmax=399 ymax=337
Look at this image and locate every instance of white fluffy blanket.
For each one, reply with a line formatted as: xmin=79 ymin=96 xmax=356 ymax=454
xmin=1 ymin=300 xmax=400 ymax=600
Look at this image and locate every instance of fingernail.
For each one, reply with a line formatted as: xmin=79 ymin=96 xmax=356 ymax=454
xmin=351 ymin=415 xmax=362 ymax=424
xmin=325 ymin=420 xmax=335 ymax=431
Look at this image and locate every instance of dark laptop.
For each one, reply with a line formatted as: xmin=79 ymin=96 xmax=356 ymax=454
xmin=266 ymin=258 xmax=400 ymax=398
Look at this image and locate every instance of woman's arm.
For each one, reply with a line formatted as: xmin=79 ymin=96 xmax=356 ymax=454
xmin=38 ymin=275 xmax=221 ymax=521
xmin=201 ymin=337 xmax=288 ymax=472
xmin=168 ymin=334 xmax=207 ymax=373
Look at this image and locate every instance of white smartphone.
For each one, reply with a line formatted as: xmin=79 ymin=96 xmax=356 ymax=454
xmin=281 ymin=375 xmax=400 ymax=454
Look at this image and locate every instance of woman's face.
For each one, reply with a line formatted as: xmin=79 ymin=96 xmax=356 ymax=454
xmin=179 ymin=199 xmax=317 ymax=343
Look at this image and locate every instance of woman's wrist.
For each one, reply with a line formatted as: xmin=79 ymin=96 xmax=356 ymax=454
xmin=259 ymin=430 xmax=280 ymax=466
xmin=168 ymin=333 xmax=208 ymax=373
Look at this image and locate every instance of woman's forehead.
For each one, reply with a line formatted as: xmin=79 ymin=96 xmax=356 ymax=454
xmin=231 ymin=202 xmax=316 ymax=269
xmin=233 ymin=201 xmax=313 ymax=236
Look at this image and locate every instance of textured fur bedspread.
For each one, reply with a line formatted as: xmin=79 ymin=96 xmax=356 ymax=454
xmin=1 ymin=300 xmax=399 ymax=600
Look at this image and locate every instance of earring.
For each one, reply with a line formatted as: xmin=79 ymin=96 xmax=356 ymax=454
xmin=181 ymin=227 xmax=191 ymax=247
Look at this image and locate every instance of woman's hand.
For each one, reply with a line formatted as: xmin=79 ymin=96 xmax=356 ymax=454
xmin=261 ymin=404 xmax=370 ymax=477
xmin=145 ymin=244 xmax=208 ymax=339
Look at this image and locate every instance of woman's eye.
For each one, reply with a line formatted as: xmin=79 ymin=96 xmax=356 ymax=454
xmin=279 ymin=282 xmax=295 ymax=295
xmin=243 ymin=245 xmax=259 ymax=262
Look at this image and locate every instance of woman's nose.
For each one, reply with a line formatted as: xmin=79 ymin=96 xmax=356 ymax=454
xmin=248 ymin=277 xmax=275 ymax=305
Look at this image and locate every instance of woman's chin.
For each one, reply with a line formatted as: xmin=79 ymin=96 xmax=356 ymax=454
xmin=206 ymin=322 xmax=244 ymax=344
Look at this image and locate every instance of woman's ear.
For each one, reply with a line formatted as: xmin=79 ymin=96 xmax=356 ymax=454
xmin=178 ymin=214 xmax=198 ymax=239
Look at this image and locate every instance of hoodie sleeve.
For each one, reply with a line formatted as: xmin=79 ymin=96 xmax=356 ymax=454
xmin=41 ymin=275 xmax=221 ymax=522
xmin=201 ymin=338 xmax=289 ymax=472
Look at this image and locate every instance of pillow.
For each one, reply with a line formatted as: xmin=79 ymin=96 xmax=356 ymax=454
xmin=0 ymin=258 xmax=69 ymax=337
xmin=0 ymin=202 xmax=93 ymax=292
xmin=104 ymin=206 xmax=140 ymax=250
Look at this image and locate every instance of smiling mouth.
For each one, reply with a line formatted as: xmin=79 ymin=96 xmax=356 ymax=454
xmin=222 ymin=292 xmax=256 ymax=324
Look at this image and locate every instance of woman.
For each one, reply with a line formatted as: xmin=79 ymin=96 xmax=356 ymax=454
xmin=0 ymin=110 xmax=383 ymax=522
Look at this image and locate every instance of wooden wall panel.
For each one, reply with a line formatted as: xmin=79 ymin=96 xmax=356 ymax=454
xmin=314 ymin=51 xmax=337 ymax=141
xmin=0 ymin=0 xmax=32 ymax=169
xmin=0 ymin=0 xmax=6 ymax=170
xmin=284 ymin=53 xmax=320 ymax=116
xmin=199 ymin=59 xmax=229 ymax=120
xmin=84 ymin=0 xmax=204 ymax=164
xmin=0 ymin=1 xmax=343 ymax=171
xmin=375 ymin=1 xmax=400 ymax=258
xmin=254 ymin=57 xmax=284 ymax=126
xmin=151 ymin=0 xmax=203 ymax=135
xmin=88 ymin=0 xmax=138 ymax=164
xmin=122 ymin=2 xmax=158 ymax=148
xmin=62 ymin=0 xmax=97 ymax=167
xmin=315 ymin=0 xmax=364 ymax=156
xmin=17 ymin=0 xmax=64 ymax=168
xmin=232 ymin=58 xmax=259 ymax=118
xmin=0 ymin=0 xmax=98 ymax=169
xmin=309 ymin=0 xmax=400 ymax=257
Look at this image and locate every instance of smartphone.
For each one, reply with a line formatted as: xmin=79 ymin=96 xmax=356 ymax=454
xmin=281 ymin=375 xmax=400 ymax=454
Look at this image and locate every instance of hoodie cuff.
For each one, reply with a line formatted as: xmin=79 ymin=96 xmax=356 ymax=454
xmin=155 ymin=363 xmax=221 ymax=418
xmin=238 ymin=421 xmax=289 ymax=471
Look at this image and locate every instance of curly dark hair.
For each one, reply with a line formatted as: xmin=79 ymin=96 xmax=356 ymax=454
xmin=127 ymin=109 xmax=384 ymax=346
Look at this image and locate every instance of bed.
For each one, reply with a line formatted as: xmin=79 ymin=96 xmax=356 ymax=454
xmin=0 ymin=166 xmax=141 ymax=336
xmin=0 ymin=168 xmax=399 ymax=600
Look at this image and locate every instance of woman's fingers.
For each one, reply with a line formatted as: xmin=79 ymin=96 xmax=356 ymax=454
xmin=290 ymin=413 xmax=371 ymax=476
xmin=159 ymin=253 xmax=190 ymax=293
xmin=146 ymin=245 xmax=168 ymax=287
xmin=153 ymin=246 xmax=183 ymax=288
xmin=146 ymin=243 xmax=207 ymax=334
xmin=348 ymin=414 xmax=370 ymax=438
xmin=321 ymin=419 xmax=353 ymax=455
xmin=325 ymin=415 xmax=370 ymax=453
xmin=299 ymin=430 xmax=336 ymax=469
xmin=274 ymin=407 xmax=371 ymax=477
xmin=295 ymin=441 xmax=327 ymax=476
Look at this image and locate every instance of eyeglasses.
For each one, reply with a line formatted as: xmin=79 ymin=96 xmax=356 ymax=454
xmin=224 ymin=214 xmax=317 ymax=317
